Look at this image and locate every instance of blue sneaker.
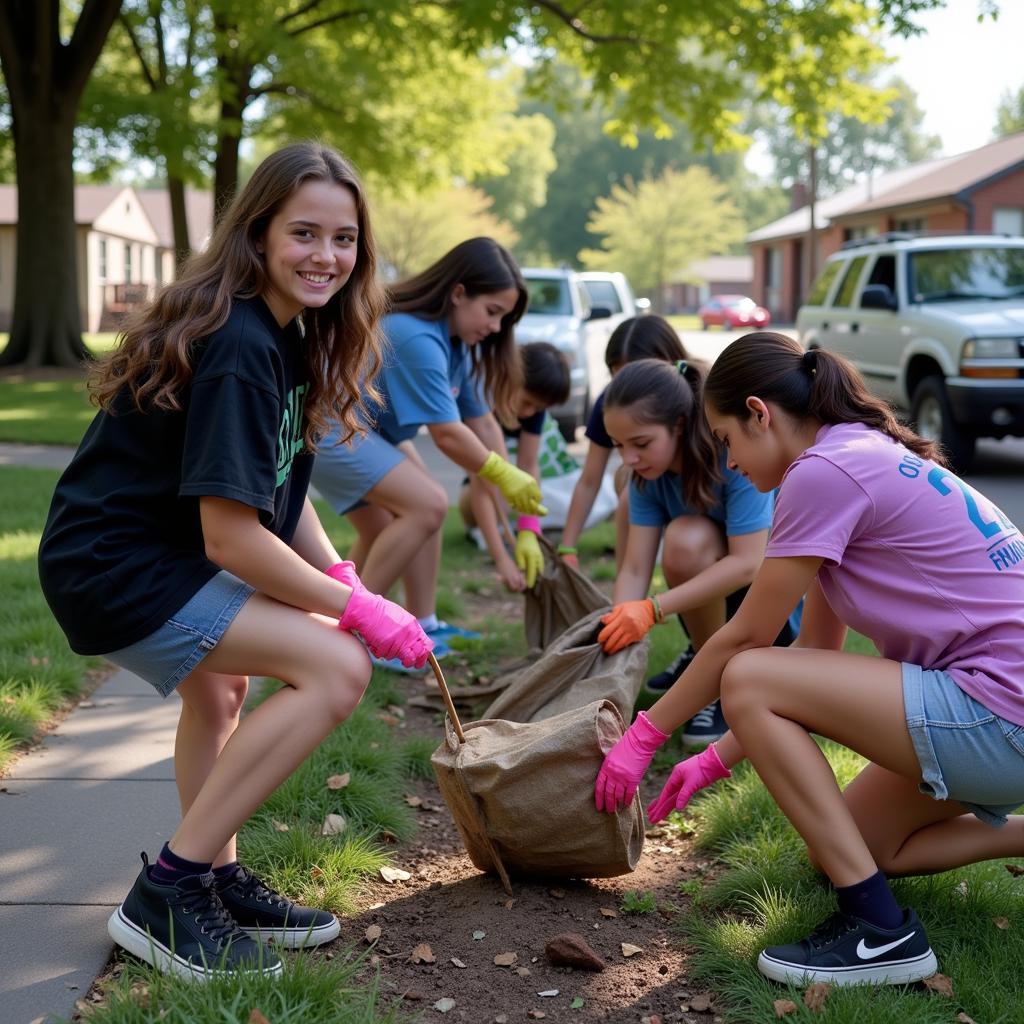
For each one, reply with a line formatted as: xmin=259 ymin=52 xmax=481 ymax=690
xmin=427 ymin=620 xmax=481 ymax=643
xmin=370 ymin=637 xmax=449 ymax=675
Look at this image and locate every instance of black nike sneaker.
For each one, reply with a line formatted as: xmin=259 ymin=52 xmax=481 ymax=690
xmin=108 ymin=854 xmax=283 ymax=979
xmin=757 ymin=908 xmax=937 ymax=986
xmin=215 ymin=863 xmax=340 ymax=948
xmin=682 ymin=699 xmax=728 ymax=746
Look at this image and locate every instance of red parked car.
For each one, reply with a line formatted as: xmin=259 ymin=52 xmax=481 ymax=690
xmin=698 ymin=294 xmax=771 ymax=330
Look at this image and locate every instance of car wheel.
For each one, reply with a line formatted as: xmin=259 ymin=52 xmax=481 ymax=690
xmin=910 ymin=375 xmax=976 ymax=473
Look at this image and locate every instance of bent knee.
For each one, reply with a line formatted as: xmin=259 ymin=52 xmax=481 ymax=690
xmin=314 ymin=638 xmax=373 ymax=723
xmin=719 ymin=649 xmax=767 ymax=720
xmin=662 ymin=516 xmax=721 ymax=579
xmin=182 ymin=672 xmax=249 ymax=723
xmin=417 ymin=481 xmax=448 ymax=532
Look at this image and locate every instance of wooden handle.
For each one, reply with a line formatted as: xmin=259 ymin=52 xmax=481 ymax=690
xmin=428 ymin=652 xmax=466 ymax=743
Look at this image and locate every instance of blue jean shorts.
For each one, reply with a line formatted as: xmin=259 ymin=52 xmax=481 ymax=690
xmin=105 ymin=571 xmax=255 ymax=698
xmin=902 ymin=662 xmax=1024 ymax=827
xmin=311 ymin=426 xmax=406 ymax=515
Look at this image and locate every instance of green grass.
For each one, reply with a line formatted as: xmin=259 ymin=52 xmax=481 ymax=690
xmin=668 ymin=742 xmax=1024 ymax=1023
xmin=0 ymin=375 xmax=97 ymax=445
xmin=665 ymin=314 xmax=702 ymax=333
xmin=0 ymin=331 xmax=118 ymax=357
xmin=0 ymin=466 xmax=104 ymax=774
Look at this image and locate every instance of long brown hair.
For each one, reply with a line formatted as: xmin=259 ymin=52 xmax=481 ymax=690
xmin=604 ymin=314 xmax=688 ymax=372
xmin=604 ymin=358 xmax=721 ymax=513
xmin=389 ymin=237 xmax=526 ymax=423
xmin=704 ymin=332 xmax=944 ymax=463
xmin=89 ymin=142 xmax=387 ymax=447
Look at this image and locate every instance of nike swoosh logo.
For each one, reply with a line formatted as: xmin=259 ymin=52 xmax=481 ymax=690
xmin=856 ymin=933 xmax=915 ymax=960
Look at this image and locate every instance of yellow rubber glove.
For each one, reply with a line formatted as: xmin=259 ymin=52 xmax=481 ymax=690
xmin=598 ymin=599 xmax=657 ymax=654
xmin=514 ymin=528 xmax=544 ymax=588
xmin=478 ymin=451 xmax=548 ymax=516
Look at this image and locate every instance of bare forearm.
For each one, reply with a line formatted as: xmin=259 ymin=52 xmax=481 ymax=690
xmin=657 ymin=554 xmax=758 ymax=617
xmin=290 ymin=498 xmax=342 ymax=570
xmin=561 ymin=478 xmax=601 ymax=548
xmin=429 ymin=421 xmax=492 ymax=472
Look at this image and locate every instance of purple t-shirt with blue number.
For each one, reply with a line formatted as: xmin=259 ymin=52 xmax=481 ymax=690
xmin=765 ymin=422 xmax=1024 ymax=726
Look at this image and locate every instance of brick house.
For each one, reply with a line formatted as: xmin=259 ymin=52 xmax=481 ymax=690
xmin=661 ymin=255 xmax=754 ymax=313
xmin=747 ymin=131 xmax=1024 ymax=323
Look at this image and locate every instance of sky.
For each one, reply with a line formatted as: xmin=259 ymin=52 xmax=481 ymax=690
xmin=885 ymin=1 xmax=1024 ymax=156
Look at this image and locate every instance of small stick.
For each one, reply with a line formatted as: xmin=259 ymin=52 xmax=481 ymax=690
xmin=428 ymin=652 xmax=466 ymax=743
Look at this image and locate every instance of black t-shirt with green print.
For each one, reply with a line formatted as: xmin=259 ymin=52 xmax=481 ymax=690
xmin=38 ymin=296 xmax=313 ymax=655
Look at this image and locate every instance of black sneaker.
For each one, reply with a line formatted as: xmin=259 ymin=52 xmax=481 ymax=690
xmin=645 ymin=646 xmax=696 ymax=693
xmin=108 ymin=854 xmax=283 ymax=979
xmin=757 ymin=909 xmax=937 ymax=986
xmin=682 ymin=699 xmax=727 ymax=746
xmin=215 ymin=863 xmax=340 ymax=948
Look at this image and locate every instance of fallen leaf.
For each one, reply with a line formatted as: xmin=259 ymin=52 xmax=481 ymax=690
xmin=473 ymin=929 xmax=486 ymax=940
xmin=956 ymin=1014 xmax=979 ymax=1024
xmin=400 ymin=989 xmax=424 ymax=1001
xmin=802 ymin=982 xmax=831 ymax=1013
xmin=320 ymin=812 xmax=347 ymax=836
xmin=1005 ymin=863 xmax=1024 ymax=877
xmin=994 ymin=916 xmax=1010 ymax=929
xmin=548 ymin=888 xmax=566 ymax=899
xmin=516 ymin=967 xmax=531 ymax=978
xmin=537 ymin=989 xmax=559 ymax=997
xmin=450 ymin=957 xmax=466 ymax=968
xmin=368 ymin=901 xmax=385 ymax=910
xmin=380 ymin=866 xmax=412 ymax=883
xmin=527 ymin=1012 xmax=546 ymax=1020
xmin=621 ymin=943 xmax=643 ymax=958
xmin=249 ymin=1012 xmax=271 ymax=1024
xmin=570 ymin=997 xmax=584 ymax=1009
xmin=494 ymin=951 xmax=518 ymax=966
xmin=599 ymin=907 xmax=617 ymax=918
xmin=433 ymin=997 xmax=456 ymax=1013
xmin=504 ymin=899 xmax=515 ymax=909
xmin=689 ymin=994 xmax=712 ymax=1012
xmin=310 ymin=866 xmax=324 ymax=880
xmin=326 ymin=772 xmax=350 ymax=790
xmin=773 ymin=999 xmax=798 ymax=1018
xmin=387 ymin=704 xmax=405 ymax=717
xmin=271 ymin=819 xmax=290 ymax=832
xmin=378 ymin=712 xmax=401 ymax=726
xmin=411 ymin=942 xmax=437 ymax=964
xmin=364 ymin=925 xmax=381 ymax=944
xmin=922 ymin=973 xmax=955 ymax=998
xmin=405 ymin=794 xmax=424 ymax=807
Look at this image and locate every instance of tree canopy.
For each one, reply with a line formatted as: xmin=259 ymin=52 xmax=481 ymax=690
xmin=995 ymin=82 xmax=1024 ymax=138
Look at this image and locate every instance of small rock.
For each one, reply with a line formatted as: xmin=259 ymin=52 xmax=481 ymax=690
xmin=516 ymin=967 xmax=531 ymax=977
xmin=690 ymin=994 xmax=712 ymax=1012
xmin=545 ymin=932 xmax=606 ymax=972
xmin=495 ymin=1017 xmax=508 ymax=1024
xmin=538 ymin=989 xmax=559 ymax=997
xmin=433 ymin=997 xmax=456 ymax=1013
xmin=450 ymin=957 xmax=466 ymax=968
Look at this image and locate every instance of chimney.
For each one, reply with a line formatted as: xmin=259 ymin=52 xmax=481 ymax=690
xmin=790 ymin=182 xmax=808 ymax=211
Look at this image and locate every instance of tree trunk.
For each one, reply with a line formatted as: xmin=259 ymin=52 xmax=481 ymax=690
xmin=167 ymin=172 xmax=191 ymax=268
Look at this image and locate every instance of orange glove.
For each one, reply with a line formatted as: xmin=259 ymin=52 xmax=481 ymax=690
xmin=598 ymin=598 xmax=657 ymax=654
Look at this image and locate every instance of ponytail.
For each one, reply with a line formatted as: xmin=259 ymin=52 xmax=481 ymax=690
xmin=704 ymin=332 xmax=946 ymax=465
xmin=604 ymin=358 xmax=721 ymax=512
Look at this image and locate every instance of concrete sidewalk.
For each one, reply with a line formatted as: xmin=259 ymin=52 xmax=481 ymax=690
xmin=0 ymin=669 xmax=183 ymax=1024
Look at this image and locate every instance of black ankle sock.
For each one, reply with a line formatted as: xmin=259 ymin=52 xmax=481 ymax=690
xmin=212 ymin=860 xmax=240 ymax=883
xmin=150 ymin=842 xmax=213 ymax=885
xmin=835 ymin=870 xmax=903 ymax=930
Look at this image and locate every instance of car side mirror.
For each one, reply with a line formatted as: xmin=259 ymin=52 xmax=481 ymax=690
xmin=586 ymin=306 xmax=612 ymax=321
xmin=860 ymin=284 xmax=897 ymax=311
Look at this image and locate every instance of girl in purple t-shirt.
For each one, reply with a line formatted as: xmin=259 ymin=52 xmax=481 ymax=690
xmin=594 ymin=331 xmax=1024 ymax=988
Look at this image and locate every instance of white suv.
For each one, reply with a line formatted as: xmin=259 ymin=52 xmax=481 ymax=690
xmin=517 ymin=268 xmax=645 ymax=438
xmin=796 ymin=233 xmax=1024 ymax=470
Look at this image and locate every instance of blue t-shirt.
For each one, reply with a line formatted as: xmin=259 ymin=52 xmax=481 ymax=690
xmin=585 ymin=388 xmax=614 ymax=449
xmin=372 ymin=312 xmax=490 ymax=443
xmin=628 ymin=451 xmax=774 ymax=535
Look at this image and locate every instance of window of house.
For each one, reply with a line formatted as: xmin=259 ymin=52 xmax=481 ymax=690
xmin=894 ymin=217 xmax=926 ymax=233
xmin=833 ymin=255 xmax=867 ymax=307
xmin=843 ymin=225 xmax=874 ymax=242
xmin=98 ymin=238 xmax=107 ymax=279
xmin=154 ymin=249 xmax=163 ymax=287
xmin=125 ymin=243 xmax=133 ymax=283
xmin=993 ymin=207 xmax=1024 ymax=237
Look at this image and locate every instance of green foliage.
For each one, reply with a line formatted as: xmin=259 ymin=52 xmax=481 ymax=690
xmin=580 ymin=167 xmax=745 ymax=309
xmin=621 ymin=889 xmax=658 ymax=914
xmin=0 ymin=376 xmax=97 ymax=445
xmin=995 ymin=81 xmax=1024 ymax=138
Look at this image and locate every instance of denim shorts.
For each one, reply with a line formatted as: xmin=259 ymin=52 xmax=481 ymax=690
xmin=310 ymin=426 xmax=405 ymax=515
xmin=902 ymin=662 xmax=1024 ymax=827
xmin=105 ymin=571 xmax=255 ymax=698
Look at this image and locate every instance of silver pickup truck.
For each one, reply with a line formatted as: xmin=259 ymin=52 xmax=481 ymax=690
xmin=796 ymin=233 xmax=1024 ymax=471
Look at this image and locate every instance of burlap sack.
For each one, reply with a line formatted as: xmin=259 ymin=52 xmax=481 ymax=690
xmin=484 ymin=608 xmax=648 ymax=726
xmin=525 ymin=536 xmax=608 ymax=651
xmin=431 ymin=699 xmax=644 ymax=892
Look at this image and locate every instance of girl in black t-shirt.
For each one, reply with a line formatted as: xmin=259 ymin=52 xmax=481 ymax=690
xmin=38 ymin=143 xmax=431 ymax=979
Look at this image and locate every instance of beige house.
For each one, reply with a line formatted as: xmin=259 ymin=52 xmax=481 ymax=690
xmin=0 ymin=184 xmax=213 ymax=332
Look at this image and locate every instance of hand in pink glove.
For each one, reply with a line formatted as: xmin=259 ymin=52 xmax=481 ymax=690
xmin=326 ymin=562 xmax=432 ymax=669
xmin=594 ymin=710 xmax=669 ymax=813
xmin=645 ymin=743 xmax=732 ymax=824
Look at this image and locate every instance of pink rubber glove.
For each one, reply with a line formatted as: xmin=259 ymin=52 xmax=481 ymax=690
xmin=326 ymin=562 xmax=432 ymax=669
xmin=594 ymin=710 xmax=669 ymax=813
xmin=646 ymin=743 xmax=732 ymax=824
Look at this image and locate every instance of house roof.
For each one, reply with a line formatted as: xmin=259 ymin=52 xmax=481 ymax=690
xmin=747 ymin=131 xmax=1024 ymax=243
xmin=137 ymin=188 xmax=214 ymax=250
xmin=0 ymin=183 xmax=130 ymax=225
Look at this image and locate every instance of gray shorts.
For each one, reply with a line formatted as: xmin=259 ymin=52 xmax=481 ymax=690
xmin=105 ymin=571 xmax=254 ymax=698
xmin=311 ymin=427 xmax=406 ymax=515
xmin=902 ymin=662 xmax=1024 ymax=827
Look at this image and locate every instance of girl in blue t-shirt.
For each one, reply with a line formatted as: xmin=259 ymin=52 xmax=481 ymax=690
xmin=312 ymin=238 xmax=545 ymax=668
xmin=38 ymin=144 xmax=432 ymax=979
xmin=598 ymin=358 xmax=793 ymax=744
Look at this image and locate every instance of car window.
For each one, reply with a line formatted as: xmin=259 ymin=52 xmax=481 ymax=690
xmin=806 ymin=261 xmax=842 ymax=305
xmin=908 ymin=247 xmax=1024 ymax=302
xmin=866 ymin=254 xmax=897 ymax=293
xmin=525 ymin=278 xmax=571 ymax=315
xmin=582 ymin=280 xmax=622 ymax=313
xmin=833 ymin=256 xmax=867 ymax=308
